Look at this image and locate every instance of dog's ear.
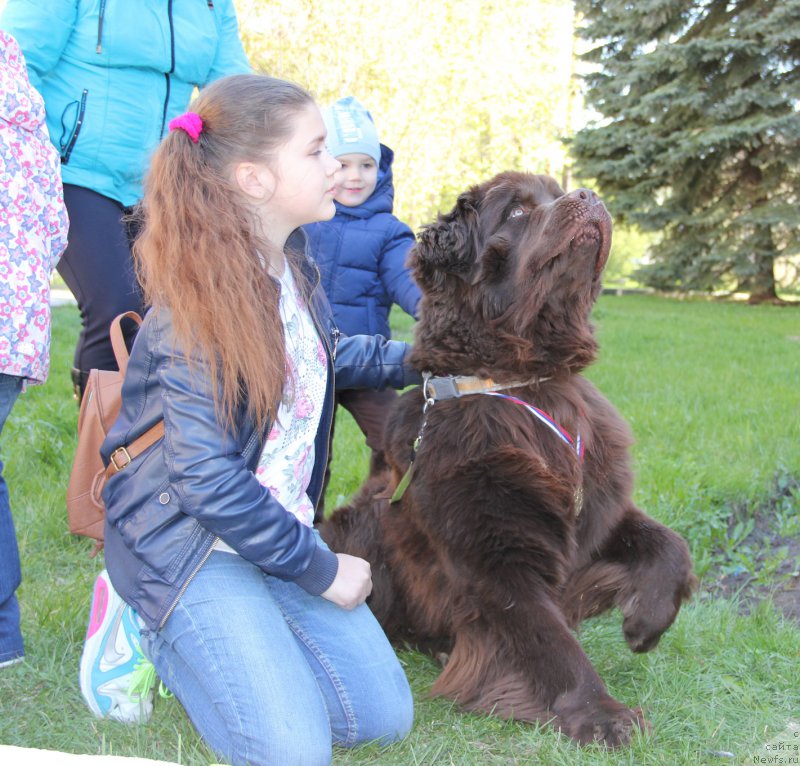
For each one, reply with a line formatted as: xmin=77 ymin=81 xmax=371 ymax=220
xmin=475 ymin=236 xmax=512 ymax=285
xmin=410 ymin=188 xmax=482 ymax=287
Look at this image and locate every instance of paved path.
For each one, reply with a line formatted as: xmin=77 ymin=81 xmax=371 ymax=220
xmin=0 ymin=746 xmax=182 ymax=766
xmin=52 ymin=288 xmax=77 ymax=307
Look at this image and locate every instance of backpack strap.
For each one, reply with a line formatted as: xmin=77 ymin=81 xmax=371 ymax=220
xmin=105 ymin=421 xmax=166 ymax=477
xmin=102 ymin=310 xmax=164 ymax=480
xmin=110 ymin=311 xmax=142 ymax=376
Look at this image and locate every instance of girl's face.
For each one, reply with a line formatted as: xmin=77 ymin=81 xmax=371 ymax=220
xmin=258 ymin=103 xmax=341 ymax=246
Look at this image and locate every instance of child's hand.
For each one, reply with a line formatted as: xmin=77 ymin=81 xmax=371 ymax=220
xmin=321 ymin=553 xmax=372 ymax=610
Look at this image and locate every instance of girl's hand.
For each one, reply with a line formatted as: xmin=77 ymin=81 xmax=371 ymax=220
xmin=321 ymin=553 xmax=372 ymax=610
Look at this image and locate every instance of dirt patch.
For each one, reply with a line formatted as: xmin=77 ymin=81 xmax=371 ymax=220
xmin=703 ymin=474 xmax=800 ymax=622
xmin=707 ymin=536 xmax=800 ymax=622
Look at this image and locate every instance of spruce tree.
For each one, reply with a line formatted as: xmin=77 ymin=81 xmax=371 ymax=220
xmin=571 ymin=0 xmax=800 ymax=302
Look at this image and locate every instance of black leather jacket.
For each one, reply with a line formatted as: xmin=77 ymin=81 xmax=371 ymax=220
xmin=101 ymin=254 xmax=420 ymax=630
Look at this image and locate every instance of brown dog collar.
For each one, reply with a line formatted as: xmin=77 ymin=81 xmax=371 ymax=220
xmin=423 ymin=373 xmax=547 ymax=401
xmin=391 ymin=372 xmax=558 ymax=506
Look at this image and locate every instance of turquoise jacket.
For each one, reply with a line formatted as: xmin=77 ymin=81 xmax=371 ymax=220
xmin=1 ymin=0 xmax=250 ymax=207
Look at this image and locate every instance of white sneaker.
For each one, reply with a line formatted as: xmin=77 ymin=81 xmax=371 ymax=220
xmin=78 ymin=570 xmax=153 ymax=723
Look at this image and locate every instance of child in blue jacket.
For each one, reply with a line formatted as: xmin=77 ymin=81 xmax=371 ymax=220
xmin=304 ymin=97 xmax=421 ymax=520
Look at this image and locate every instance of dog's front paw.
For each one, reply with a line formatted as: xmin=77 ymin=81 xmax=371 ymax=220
xmin=556 ymin=695 xmax=649 ymax=748
xmin=623 ymin=578 xmax=697 ymax=653
xmin=622 ymin=609 xmax=675 ymax=653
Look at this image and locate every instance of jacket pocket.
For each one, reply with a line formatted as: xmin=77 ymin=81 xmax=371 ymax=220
xmin=116 ymin=480 xmax=196 ymax=578
xmin=58 ymin=89 xmax=88 ymax=164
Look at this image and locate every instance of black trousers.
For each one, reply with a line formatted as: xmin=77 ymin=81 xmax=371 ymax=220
xmin=57 ymin=185 xmax=144 ymax=388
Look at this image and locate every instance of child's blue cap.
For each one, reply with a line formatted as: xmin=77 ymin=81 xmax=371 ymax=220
xmin=323 ymin=96 xmax=381 ymax=166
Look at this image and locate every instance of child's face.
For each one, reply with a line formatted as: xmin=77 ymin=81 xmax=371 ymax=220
xmin=333 ymin=153 xmax=379 ymax=207
xmin=255 ymin=103 xmax=341 ymax=245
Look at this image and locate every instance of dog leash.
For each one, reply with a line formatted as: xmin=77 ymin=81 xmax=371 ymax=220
xmin=481 ymin=391 xmax=584 ymax=461
xmin=480 ymin=392 xmax=585 ymax=515
xmin=391 ymin=373 xmax=582 ymax=504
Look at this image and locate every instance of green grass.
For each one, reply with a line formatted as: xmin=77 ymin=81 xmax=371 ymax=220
xmin=1 ymin=297 xmax=798 ymax=765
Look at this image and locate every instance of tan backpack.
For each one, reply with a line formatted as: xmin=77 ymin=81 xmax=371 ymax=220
xmin=66 ymin=312 xmax=163 ymax=545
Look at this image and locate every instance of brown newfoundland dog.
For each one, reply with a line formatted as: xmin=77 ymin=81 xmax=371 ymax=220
xmin=320 ymin=172 xmax=696 ymax=747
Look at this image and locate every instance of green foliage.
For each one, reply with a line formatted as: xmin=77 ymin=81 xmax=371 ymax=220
xmin=603 ymin=222 xmax=657 ymax=286
xmin=571 ymin=0 xmax=800 ymax=301
xmin=235 ymin=0 xmax=577 ymax=231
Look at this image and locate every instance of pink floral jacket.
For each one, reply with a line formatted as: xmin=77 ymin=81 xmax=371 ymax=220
xmin=0 ymin=31 xmax=68 ymax=385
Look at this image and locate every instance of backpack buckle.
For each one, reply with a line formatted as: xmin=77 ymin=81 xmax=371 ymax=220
xmin=109 ymin=446 xmax=132 ymax=472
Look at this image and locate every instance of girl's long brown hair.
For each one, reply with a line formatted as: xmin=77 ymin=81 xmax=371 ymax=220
xmin=134 ymin=74 xmax=315 ymax=432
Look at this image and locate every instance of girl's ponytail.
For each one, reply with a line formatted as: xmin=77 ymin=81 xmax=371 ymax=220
xmin=134 ymin=75 xmax=315 ymax=433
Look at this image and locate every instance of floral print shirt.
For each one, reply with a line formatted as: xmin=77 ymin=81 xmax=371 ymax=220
xmin=0 ymin=32 xmax=68 ymax=385
xmin=214 ymin=264 xmax=328 ymax=554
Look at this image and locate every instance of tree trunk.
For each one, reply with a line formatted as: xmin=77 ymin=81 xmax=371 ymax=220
xmin=746 ymin=285 xmax=780 ymax=305
xmin=740 ymin=225 xmax=782 ymax=304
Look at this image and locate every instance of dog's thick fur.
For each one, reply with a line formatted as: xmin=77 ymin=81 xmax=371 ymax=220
xmin=320 ymin=172 xmax=696 ymax=747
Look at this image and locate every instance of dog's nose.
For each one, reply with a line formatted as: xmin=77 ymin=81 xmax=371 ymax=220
xmin=567 ymin=188 xmax=600 ymax=205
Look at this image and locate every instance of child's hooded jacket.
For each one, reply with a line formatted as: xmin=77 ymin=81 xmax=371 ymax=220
xmin=304 ymin=144 xmax=421 ymax=339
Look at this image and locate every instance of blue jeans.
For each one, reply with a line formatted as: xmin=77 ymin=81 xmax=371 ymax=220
xmin=141 ymin=547 xmax=413 ymax=766
xmin=0 ymin=373 xmax=24 ymax=664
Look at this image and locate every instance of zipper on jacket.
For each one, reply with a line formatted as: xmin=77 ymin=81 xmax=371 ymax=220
xmin=159 ymin=0 xmax=176 ymax=138
xmin=96 ymin=0 xmax=107 ymax=53
xmin=160 ymin=75 xmax=172 ymax=138
xmin=310 ymin=276 xmax=339 ymax=510
xmin=59 ymin=89 xmax=88 ymax=165
xmin=305 ymin=259 xmax=341 ymax=363
xmin=330 ymin=325 xmax=341 ymax=362
xmin=310 ymin=333 xmax=336 ymax=510
xmin=158 ymin=538 xmax=218 ymax=629
xmin=297 ymin=259 xmax=339 ymax=509
xmin=167 ymin=0 xmax=175 ymax=73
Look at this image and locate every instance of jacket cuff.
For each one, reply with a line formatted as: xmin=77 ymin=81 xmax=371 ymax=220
xmin=293 ymin=544 xmax=339 ymax=595
xmin=402 ymin=350 xmax=423 ymax=388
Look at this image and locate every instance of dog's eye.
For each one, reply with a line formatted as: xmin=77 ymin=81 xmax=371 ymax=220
xmin=508 ymin=206 xmax=528 ymax=219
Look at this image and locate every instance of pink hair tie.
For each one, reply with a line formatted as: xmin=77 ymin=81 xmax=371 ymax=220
xmin=168 ymin=112 xmax=203 ymax=143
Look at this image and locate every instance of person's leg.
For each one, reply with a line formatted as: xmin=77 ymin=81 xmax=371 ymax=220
xmin=141 ymin=553 xmax=334 ymax=766
xmin=0 ymin=374 xmax=24 ymax=666
xmin=338 ymin=387 xmax=398 ymax=475
xmin=142 ymin=548 xmax=412 ymax=766
xmin=265 ymin=545 xmax=414 ymax=748
xmin=56 ymin=185 xmax=144 ymax=397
